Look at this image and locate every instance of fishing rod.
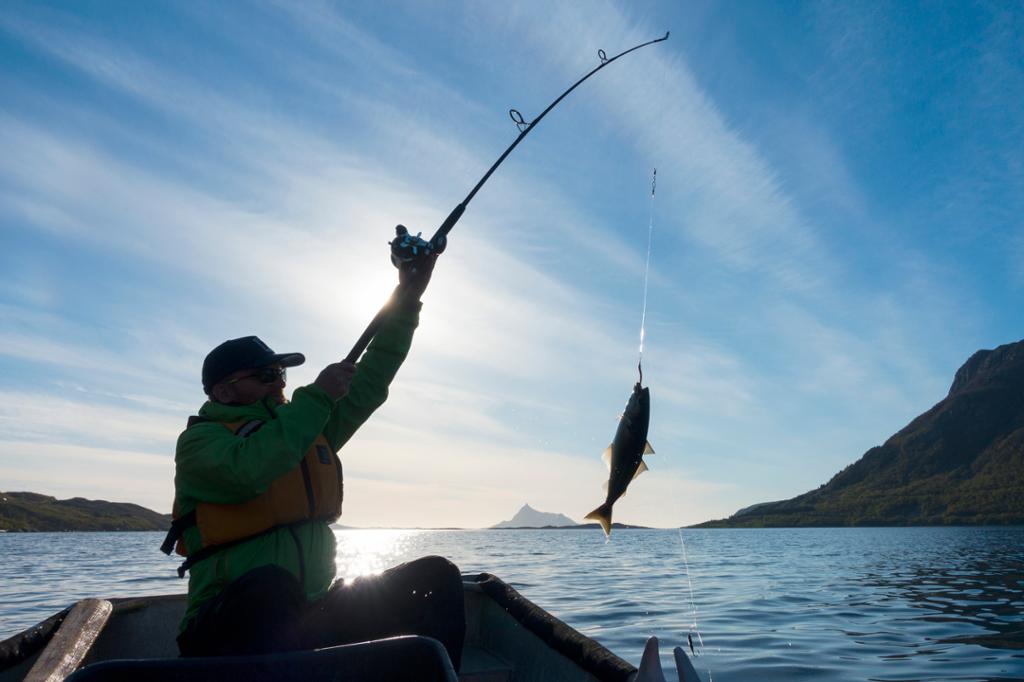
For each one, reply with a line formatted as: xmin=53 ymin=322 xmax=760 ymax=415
xmin=343 ymin=31 xmax=671 ymax=364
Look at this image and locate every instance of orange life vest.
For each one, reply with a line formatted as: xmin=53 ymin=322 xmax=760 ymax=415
xmin=161 ymin=418 xmax=343 ymax=573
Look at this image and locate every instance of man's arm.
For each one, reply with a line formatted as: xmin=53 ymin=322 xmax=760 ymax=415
xmin=175 ymin=387 xmax=335 ymax=504
xmin=323 ymin=252 xmax=436 ymax=449
xmin=323 ymin=302 xmax=420 ymax=450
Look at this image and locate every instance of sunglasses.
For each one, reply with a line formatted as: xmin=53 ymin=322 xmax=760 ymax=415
xmin=225 ymin=366 xmax=286 ymax=385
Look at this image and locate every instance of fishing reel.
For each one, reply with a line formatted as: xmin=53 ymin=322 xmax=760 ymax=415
xmin=389 ymin=224 xmax=446 ymax=270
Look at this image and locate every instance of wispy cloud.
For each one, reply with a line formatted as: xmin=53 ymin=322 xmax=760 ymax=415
xmin=1 ymin=1 xmax=1018 ymax=528
xmin=0 ymin=440 xmax=172 ymax=512
xmin=483 ymin=7 xmax=833 ymax=292
xmin=0 ymin=391 xmax=180 ymax=451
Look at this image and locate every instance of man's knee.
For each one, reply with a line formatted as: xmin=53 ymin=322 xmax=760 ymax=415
xmin=406 ymin=555 xmax=461 ymax=583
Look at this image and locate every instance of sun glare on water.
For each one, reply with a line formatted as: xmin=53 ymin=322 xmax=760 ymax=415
xmin=333 ymin=529 xmax=423 ymax=581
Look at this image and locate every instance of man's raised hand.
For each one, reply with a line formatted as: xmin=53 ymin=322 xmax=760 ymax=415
xmin=314 ymin=361 xmax=357 ymax=401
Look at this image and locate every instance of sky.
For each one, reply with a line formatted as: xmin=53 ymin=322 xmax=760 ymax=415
xmin=0 ymin=1 xmax=1021 ymax=529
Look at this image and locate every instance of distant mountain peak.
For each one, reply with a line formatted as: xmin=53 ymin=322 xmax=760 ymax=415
xmin=948 ymin=341 xmax=1024 ymax=397
xmin=492 ymin=504 xmax=578 ymax=528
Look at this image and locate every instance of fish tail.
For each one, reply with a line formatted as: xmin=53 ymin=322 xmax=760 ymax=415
xmin=584 ymin=503 xmax=613 ymax=537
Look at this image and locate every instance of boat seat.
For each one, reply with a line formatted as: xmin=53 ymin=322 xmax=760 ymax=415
xmin=64 ymin=635 xmax=458 ymax=682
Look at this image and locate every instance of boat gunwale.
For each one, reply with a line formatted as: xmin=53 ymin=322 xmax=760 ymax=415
xmin=467 ymin=572 xmax=636 ymax=681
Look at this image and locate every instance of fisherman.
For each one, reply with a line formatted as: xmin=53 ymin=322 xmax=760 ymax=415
xmin=161 ymin=253 xmax=465 ymax=667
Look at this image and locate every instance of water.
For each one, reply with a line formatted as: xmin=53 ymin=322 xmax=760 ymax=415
xmin=1 ymin=527 xmax=1022 ymax=681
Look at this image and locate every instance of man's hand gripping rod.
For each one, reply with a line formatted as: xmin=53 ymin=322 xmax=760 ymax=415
xmin=343 ymin=31 xmax=670 ymax=365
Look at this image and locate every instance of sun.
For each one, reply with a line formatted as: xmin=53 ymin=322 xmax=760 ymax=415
xmin=345 ymin=261 xmax=405 ymax=333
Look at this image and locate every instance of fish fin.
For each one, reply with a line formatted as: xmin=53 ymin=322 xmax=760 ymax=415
xmin=635 ymin=636 xmax=666 ymax=682
xmin=601 ymin=446 xmax=613 ymax=470
xmin=632 ymin=460 xmax=649 ymax=480
xmin=644 ymin=441 xmax=655 ymax=455
xmin=673 ymin=645 xmax=701 ymax=682
xmin=584 ymin=503 xmax=613 ymax=537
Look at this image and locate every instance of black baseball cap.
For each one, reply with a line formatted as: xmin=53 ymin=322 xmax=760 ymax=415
xmin=202 ymin=336 xmax=305 ymax=394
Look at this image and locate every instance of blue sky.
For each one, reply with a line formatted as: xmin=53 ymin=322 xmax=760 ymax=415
xmin=1 ymin=1 xmax=1020 ymax=528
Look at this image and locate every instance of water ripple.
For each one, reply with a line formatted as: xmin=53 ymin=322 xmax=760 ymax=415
xmin=1 ymin=527 xmax=1022 ymax=680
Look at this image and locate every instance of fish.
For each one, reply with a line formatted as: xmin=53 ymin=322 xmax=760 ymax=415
xmin=584 ymin=381 xmax=654 ymax=536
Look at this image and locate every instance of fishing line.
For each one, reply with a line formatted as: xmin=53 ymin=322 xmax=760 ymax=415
xmin=649 ymin=162 xmax=708 ymax=681
xmin=637 ymin=168 xmax=656 ymax=385
xmin=635 ymin=168 xmax=715 ymax=681
xmin=677 ymin=504 xmax=714 ymax=680
xmin=678 ymin=529 xmax=709 ymax=660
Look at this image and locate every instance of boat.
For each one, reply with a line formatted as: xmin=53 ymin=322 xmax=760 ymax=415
xmin=0 ymin=572 xmax=692 ymax=682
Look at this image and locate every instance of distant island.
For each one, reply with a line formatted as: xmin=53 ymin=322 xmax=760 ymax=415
xmin=0 ymin=495 xmax=650 ymax=533
xmin=0 ymin=492 xmax=171 ymax=532
xmin=490 ymin=503 xmax=648 ymax=530
xmin=697 ymin=339 xmax=1024 ymax=527
xmin=491 ymin=504 xmax=578 ymax=528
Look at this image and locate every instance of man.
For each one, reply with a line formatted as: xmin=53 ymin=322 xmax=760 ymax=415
xmin=161 ymin=255 xmax=464 ymax=666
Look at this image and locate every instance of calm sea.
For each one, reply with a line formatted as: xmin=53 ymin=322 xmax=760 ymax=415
xmin=1 ymin=527 xmax=1022 ymax=681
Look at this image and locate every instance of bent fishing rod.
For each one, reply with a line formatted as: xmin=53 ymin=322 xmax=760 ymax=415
xmin=344 ymin=31 xmax=670 ymax=364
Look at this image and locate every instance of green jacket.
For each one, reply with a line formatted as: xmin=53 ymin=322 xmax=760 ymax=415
xmin=172 ymin=304 xmax=420 ymax=631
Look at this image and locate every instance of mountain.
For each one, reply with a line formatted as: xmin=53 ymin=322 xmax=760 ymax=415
xmin=0 ymin=492 xmax=172 ymax=532
xmin=697 ymin=339 xmax=1024 ymax=527
xmin=491 ymin=504 xmax=578 ymax=528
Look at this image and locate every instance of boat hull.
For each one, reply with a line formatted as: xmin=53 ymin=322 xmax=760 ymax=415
xmin=0 ymin=574 xmax=636 ymax=682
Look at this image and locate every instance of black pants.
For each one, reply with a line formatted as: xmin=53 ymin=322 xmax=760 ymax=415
xmin=177 ymin=556 xmax=465 ymax=669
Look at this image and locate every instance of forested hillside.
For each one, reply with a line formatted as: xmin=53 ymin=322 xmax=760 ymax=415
xmin=0 ymin=492 xmax=170 ymax=531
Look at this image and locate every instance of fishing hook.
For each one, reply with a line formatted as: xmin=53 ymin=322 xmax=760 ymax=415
xmin=345 ymin=31 xmax=671 ymax=363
